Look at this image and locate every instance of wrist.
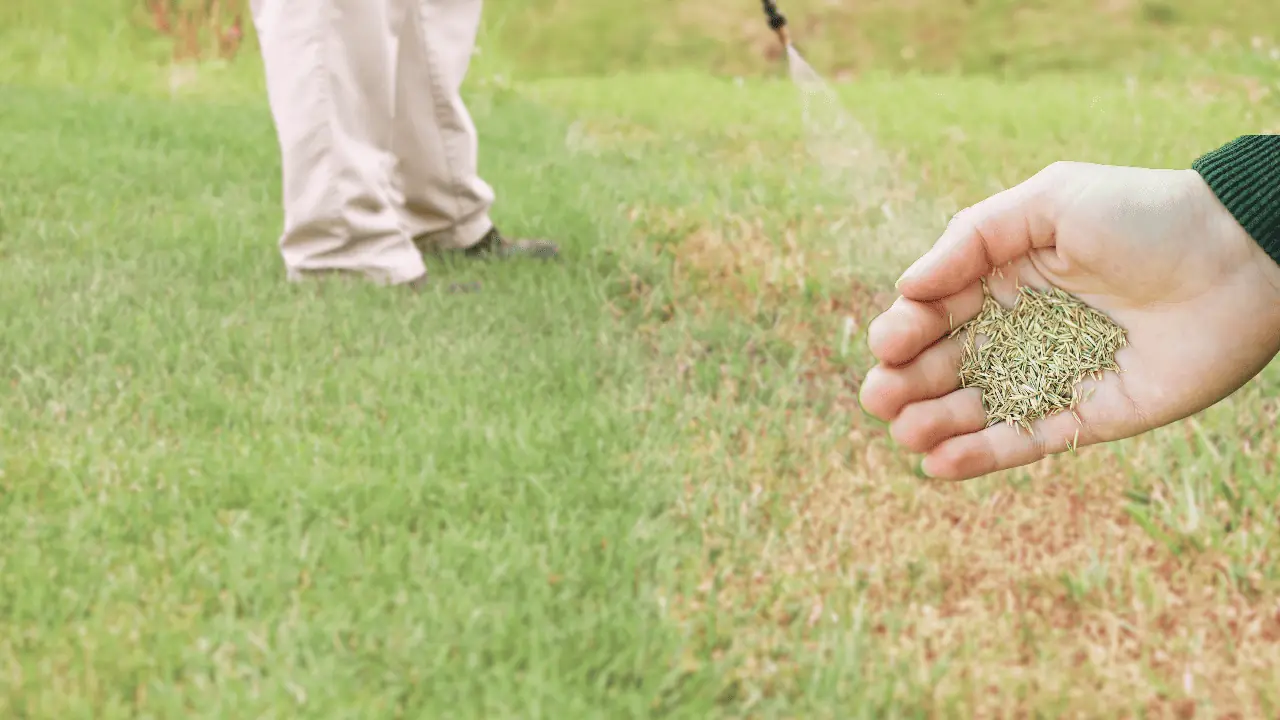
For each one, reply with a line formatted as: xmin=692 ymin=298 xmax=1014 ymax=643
xmin=1192 ymin=168 xmax=1280 ymax=348
xmin=1192 ymin=135 xmax=1280 ymax=269
xmin=1206 ymin=210 xmax=1280 ymax=385
xmin=1189 ymin=167 xmax=1280 ymax=288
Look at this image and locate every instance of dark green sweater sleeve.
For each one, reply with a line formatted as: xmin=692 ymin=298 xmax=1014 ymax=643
xmin=1192 ymin=135 xmax=1280 ymax=267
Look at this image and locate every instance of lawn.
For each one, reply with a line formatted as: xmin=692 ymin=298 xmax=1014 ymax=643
xmin=3 ymin=1 xmax=1280 ymax=717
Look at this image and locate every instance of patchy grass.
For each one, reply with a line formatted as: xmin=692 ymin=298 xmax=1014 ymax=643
xmin=4 ymin=1 xmax=1280 ymax=717
xmin=576 ymin=74 xmax=1280 ymax=716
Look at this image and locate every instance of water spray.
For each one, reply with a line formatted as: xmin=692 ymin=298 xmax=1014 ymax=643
xmin=757 ymin=0 xmax=928 ymax=295
xmin=761 ymin=0 xmax=790 ymax=49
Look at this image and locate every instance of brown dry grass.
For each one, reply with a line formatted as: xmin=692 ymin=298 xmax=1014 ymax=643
xmin=144 ymin=0 xmax=245 ymax=64
xmin=541 ymin=53 xmax=1280 ymax=715
xmin=621 ymin=197 xmax=1280 ymax=716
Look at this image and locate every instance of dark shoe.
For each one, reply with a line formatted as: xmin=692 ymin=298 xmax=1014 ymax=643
xmin=460 ymin=226 xmax=559 ymax=260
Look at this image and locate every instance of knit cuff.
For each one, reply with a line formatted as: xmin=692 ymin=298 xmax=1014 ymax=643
xmin=1192 ymin=135 xmax=1280 ymax=267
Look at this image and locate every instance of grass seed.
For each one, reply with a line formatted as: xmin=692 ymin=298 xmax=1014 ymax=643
xmin=955 ymin=279 xmax=1128 ymax=431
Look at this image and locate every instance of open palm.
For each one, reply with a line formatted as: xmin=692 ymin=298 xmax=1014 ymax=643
xmin=859 ymin=162 xmax=1280 ymax=480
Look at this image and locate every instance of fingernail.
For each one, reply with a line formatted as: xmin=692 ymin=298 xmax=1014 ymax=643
xmin=915 ymin=458 xmax=936 ymax=479
xmin=894 ymin=265 xmax=914 ymax=289
xmin=896 ymin=253 xmax=929 ymax=288
xmin=855 ymin=394 xmax=887 ymax=428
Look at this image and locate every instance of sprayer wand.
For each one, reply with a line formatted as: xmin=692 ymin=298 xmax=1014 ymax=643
xmin=761 ymin=0 xmax=790 ymax=48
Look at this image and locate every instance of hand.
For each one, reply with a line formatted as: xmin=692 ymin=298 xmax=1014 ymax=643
xmin=859 ymin=161 xmax=1280 ymax=480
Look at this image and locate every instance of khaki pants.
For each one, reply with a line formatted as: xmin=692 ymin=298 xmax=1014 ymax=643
xmin=250 ymin=0 xmax=495 ymax=285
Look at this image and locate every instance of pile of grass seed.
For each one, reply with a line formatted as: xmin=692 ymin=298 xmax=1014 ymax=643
xmin=951 ymin=279 xmax=1127 ymax=433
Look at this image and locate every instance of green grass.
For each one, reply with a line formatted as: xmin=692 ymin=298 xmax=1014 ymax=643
xmin=0 ymin=84 xmax=716 ymax=716
xmin=3 ymin=0 xmax=1280 ymax=717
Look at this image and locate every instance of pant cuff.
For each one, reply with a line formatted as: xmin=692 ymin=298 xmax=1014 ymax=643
xmin=415 ymin=213 xmax=494 ymax=251
xmin=284 ymin=251 xmax=427 ymax=287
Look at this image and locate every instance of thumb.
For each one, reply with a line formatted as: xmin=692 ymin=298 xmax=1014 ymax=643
xmin=896 ymin=164 xmax=1065 ymax=301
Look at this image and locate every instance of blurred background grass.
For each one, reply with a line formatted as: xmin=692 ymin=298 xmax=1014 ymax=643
xmin=4 ymin=0 xmax=1280 ymax=92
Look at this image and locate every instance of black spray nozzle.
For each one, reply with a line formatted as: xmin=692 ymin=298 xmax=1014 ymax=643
xmin=761 ymin=0 xmax=787 ymax=30
xmin=761 ymin=0 xmax=790 ymax=47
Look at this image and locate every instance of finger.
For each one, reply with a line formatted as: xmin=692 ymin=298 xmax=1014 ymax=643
xmin=859 ymin=338 xmax=966 ymax=422
xmin=921 ymin=409 xmax=1097 ymax=481
xmin=895 ymin=163 xmax=1069 ymax=302
xmin=889 ymin=388 xmax=987 ymax=453
xmin=866 ymin=282 xmax=985 ymax=366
